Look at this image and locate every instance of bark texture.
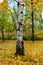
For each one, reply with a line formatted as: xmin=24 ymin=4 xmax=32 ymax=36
xmin=16 ymin=0 xmax=24 ymax=55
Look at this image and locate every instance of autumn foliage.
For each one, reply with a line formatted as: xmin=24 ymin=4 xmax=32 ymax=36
xmin=0 ymin=41 xmax=43 ymax=65
xmin=0 ymin=0 xmax=8 ymax=8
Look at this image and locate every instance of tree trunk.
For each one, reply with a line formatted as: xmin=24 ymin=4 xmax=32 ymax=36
xmin=31 ymin=0 xmax=34 ymax=41
xmin=15 ymin=0 xmax=24 ymax=55
xmin=1 ymin=26 xmax=4 ymax=41
xmin=8 ymin=31 xmax=10 ymax=40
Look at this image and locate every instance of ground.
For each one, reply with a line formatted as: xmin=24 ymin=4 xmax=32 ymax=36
xmin=0 ymin=40 xmax=43 ymax=65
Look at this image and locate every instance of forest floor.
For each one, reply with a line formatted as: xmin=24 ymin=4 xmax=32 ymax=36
xmin=0 ymin=40 xmax=43 ymax=65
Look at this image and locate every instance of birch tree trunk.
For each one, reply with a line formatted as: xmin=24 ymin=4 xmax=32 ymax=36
xmin=15 ymin=0 xmax=24 ymax=55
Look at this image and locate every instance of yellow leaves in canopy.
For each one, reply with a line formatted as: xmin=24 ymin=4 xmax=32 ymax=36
xmin=33 ymin=0 xmax=39 ymax=2
xmin=0 ymin=0 xmax=8 ymax=8
xmin=23 ymin=0 xmax=39 ymax=3
xmin=34 ymin=2 xmax=43 ymax=12
xmin=23 ymin=0 xmax=30 ymax=3
xmin=23 ymin=0 xmax=43 ymax=12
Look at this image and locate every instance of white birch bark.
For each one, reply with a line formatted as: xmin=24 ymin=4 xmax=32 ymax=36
xmin=16 ymin=0 xmax=24 ymax=55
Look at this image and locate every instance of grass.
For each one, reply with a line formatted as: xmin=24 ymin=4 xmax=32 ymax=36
xmin=0 ymin=40 xmax=43 ymax=65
